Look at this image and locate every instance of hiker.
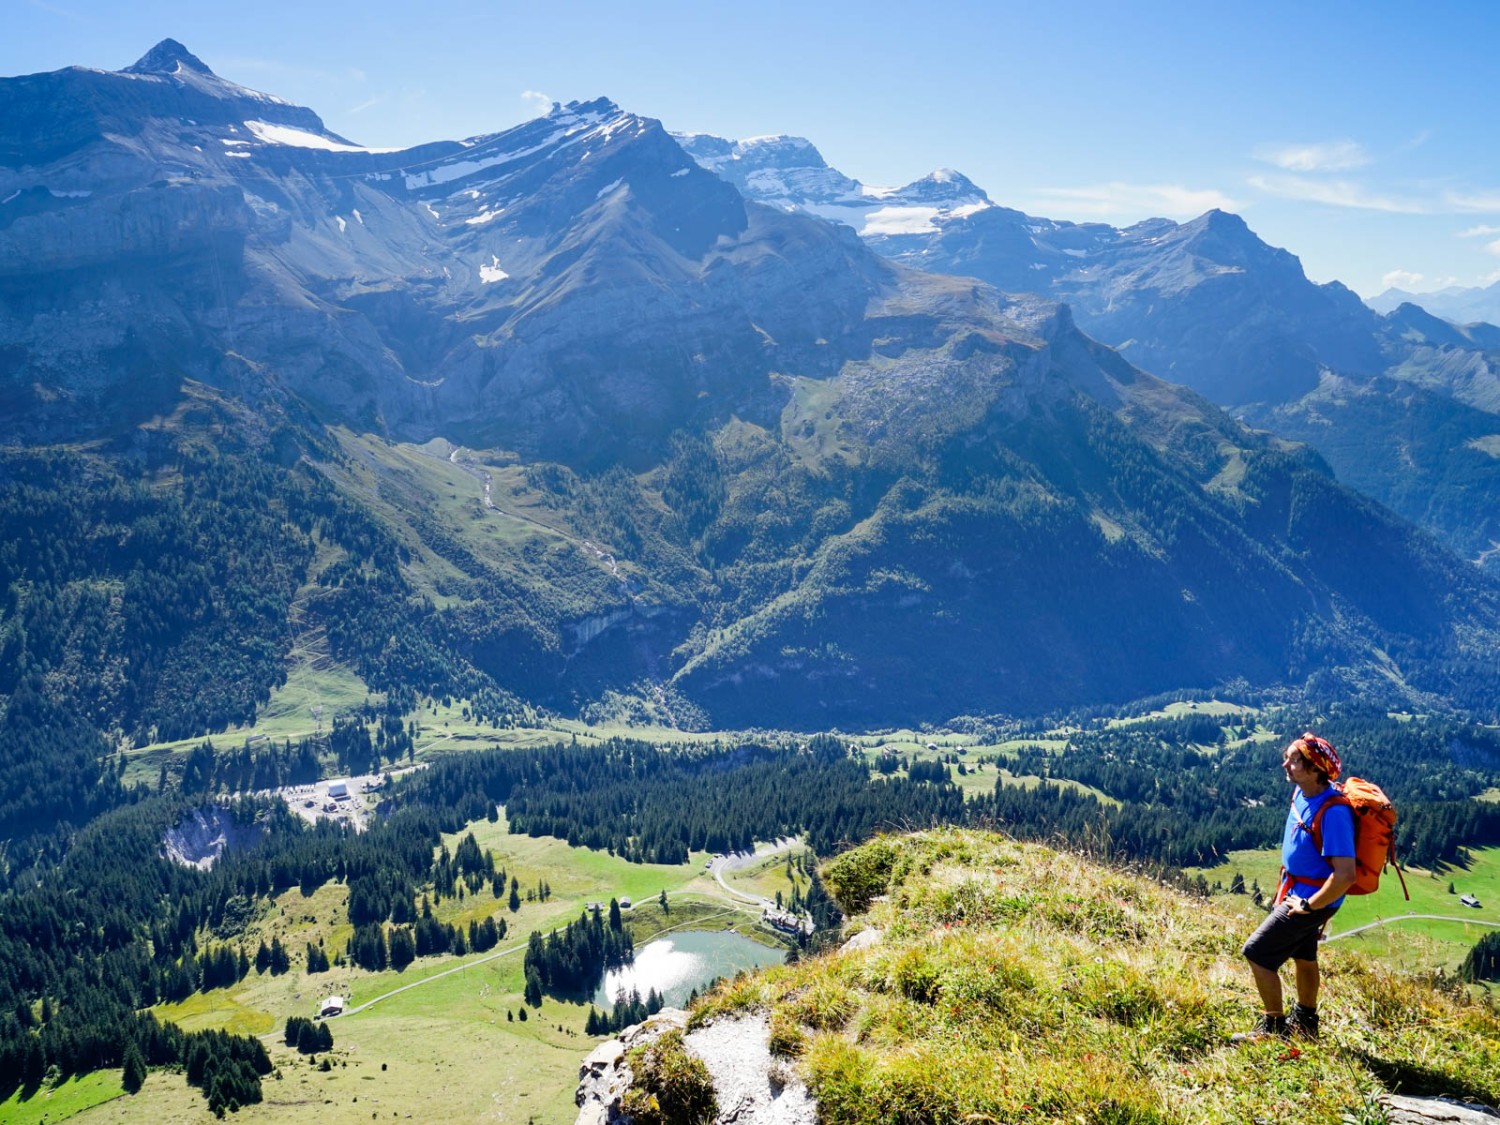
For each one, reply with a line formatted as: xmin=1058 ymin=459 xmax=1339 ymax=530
xmin=1234 ymin=733 xmax=1356 ymax=1042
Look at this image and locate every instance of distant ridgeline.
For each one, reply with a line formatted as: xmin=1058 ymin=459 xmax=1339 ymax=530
xmin=3 ymin=42 xmax=1500 ymax=767
xmin=4 ymin=717 xmax=1500 ymax=1106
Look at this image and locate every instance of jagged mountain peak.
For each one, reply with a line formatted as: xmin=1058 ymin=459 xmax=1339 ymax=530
xmin=673 ymin=131 xmax=831 ymax=175
xmin=123 ymin=38 xmax=214 ymax=77
xmin=545 ymin=96 xmax=623 ymax=123
xmin=887 ymin=167 xmax=989 ymax=205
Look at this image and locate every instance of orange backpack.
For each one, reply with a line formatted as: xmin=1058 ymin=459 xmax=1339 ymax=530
xmin=1293 ymin=777 xmax=1410 ymax=900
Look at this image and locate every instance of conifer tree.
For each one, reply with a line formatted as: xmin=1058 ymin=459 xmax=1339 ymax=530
xmin=121 ymin=1039 xmax=147 ymax=1094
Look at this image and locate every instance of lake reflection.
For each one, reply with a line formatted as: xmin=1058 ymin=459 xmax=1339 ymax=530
xmin=593 ymin=930 xmax=786 ymax=1009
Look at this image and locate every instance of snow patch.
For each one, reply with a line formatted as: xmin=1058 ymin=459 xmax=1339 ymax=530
xmin=596 ymin=177 xmax=624 ymax=199
xmin=404 ymin=128 xmax=572 ymax=189
xmin=243 ymin=119 xmax=395 ymax=152
xmin=860 ymin=205 xmax=944 ymax=235
xmin=671 ymin=167 xmax=690 ymax=178
xmin=335 ymin=215 xmax=346 ymax=232
xmin=479 ymin=255 xmax=509 ymax=283
xmin=465 ymin=208 xmax=504 ymax=225
xmin=352 ymin=209 xmax=364 ymax=225
xmin=225 ymin=151 xmax=251 ymax=158
xmin=423 ymin=202 xmax=440 ymax=220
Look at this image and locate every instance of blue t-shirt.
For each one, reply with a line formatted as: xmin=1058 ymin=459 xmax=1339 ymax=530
xmin=1282 ymin=786 xmax=1356 ymax=910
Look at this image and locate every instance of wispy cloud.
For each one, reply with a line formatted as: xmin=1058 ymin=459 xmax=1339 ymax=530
xmin=1445 ymin=192 xmax=1500 ymax=213
xmin=1380 ymin=269 xmax=1460 ymax=292
xmin=1460 ymin=224 xmax=1500 ymax=238
xmin=520 ymin=90 xmax=554 ymax=115
xmin=347 ymin=96 xmax=383 ymax=116
xmin=1254 ymin=140 xmax=1370 ymax=173
xmin=1382 ymin=269 xmax=1425 ymax=290
xmin=1029 ymin=182 xmax=1238 ymax=220
xmin=1247 ymin=174 xmax=1428 ymax=213
xmin=1486 ymin=239 xmax=1500 ymax=257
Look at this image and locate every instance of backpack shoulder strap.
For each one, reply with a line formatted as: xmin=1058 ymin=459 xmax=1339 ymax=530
xmin=1297 ymin=788 xmax=1351 ymax=853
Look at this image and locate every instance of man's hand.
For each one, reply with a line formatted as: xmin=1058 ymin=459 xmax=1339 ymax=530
xmin=1286 ymin=894 xmax=1310 ymax=914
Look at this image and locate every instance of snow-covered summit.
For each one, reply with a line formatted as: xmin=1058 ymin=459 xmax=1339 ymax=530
xmin=672 ymin=130 xmax=992 ymax=236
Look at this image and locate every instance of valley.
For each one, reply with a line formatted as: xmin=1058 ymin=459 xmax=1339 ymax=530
xmin=3 ymin=31 xmax=1500 ymax=1125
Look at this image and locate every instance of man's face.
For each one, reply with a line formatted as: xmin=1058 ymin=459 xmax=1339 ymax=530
xmin=1282 ymin=748 xmax=1318 ymax=786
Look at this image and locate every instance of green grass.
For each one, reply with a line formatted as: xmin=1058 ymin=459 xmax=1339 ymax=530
xmin=1186 ymin=845 xmax=1500 ymax=973
xmin=0 ymin=1071 xmax=124 ymax=1124
xmin=691 ymin=828 xmax=1500 ymax=1125
xmin=129 ymin=808 xmax=776 ymax=1125
xmin=1106 ymin=700 xmax=1257 ymax=726
xmin=721 ymin=847 xmax=813 ymax=904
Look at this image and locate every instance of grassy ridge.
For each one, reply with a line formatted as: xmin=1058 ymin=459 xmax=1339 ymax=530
xmin=693 ymin=829 xmax=1500 ymax=1124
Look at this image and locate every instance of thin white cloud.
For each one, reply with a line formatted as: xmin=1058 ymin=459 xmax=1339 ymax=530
xmin=1446 ymin=191 xmax=1500 ymax=213
xmin=1480 ymin=268 xmax=1500 ymax=285
xmin=1248 ymin=174 xmax=1427 ymax=213
xmin=1460 ymin=225 xmax=1500 ymax=238
xmin=1486 ymin=238 xmax=1500 ymax=257
xmin=1254 ymin=140 xmax=1370 ymax=173
xmin=347 ymin=96 xmax=382 ymax=116
xmin=1029 ymin=181 xmax=1239 ymax=220
xmin=521 ymin=90 xmax=554 ymax=115
xmin=1382 ymin=270 xmax=1424 ymax=290
xmin=1380 ymin=270 xmax=1461 ymax=293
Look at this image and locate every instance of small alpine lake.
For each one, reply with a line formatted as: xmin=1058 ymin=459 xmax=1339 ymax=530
xmin=594 ymin=929 xmax=787 ymax=1009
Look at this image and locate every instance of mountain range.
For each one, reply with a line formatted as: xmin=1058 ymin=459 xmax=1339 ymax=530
xmin=674 ymin=130 xmax=1500 ymax=572
xmin=1 ymin=42 xmax=1498 ymax=751
xmin=1368 ymin=279 xmax=1500 ymax=326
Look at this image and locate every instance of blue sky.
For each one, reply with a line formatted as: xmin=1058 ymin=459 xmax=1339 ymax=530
xmin=7 ymin=0 xmax=1500 ymax=298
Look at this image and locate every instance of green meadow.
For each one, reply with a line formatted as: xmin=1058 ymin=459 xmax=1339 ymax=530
xmin=66 ymin=808 xmax=784 ymax=1125
xmin=1188 ymin=844 xmax=1500 ymax=974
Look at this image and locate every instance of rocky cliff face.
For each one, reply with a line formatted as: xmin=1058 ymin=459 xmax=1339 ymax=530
xmin=0 ymin=49 xmax=886 ymax=463
xmin=4 ymin=43 xmax=1500 ymax=725
xmin=679 ymin=130 xmax=1500 ymax=572
xmin=575 ymin=1009 xmax=816 ymax=1125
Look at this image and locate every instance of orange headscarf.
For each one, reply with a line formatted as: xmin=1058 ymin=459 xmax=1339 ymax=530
xmin=1288 ymin=732 xmax=1341 ymax=782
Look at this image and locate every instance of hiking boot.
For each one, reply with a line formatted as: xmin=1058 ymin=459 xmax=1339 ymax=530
xmin=1287 ymin=1003 xmax=1319 ymax=1041
xmin=1230 ymin=1013 xmax=1288 ymax=1043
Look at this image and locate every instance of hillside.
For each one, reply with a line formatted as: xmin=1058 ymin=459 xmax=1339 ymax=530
xmin=0 ymin=43 xmax=1497 ymax=772
xmin=663 ymin=828 xmax=1500 ymax=1125
xmin=675 ymin=131 xmax=1500 ymax=574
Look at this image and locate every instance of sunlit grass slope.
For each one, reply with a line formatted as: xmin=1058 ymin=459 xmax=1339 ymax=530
xmin=693 ymin=828 xmax=1500 ymax=1125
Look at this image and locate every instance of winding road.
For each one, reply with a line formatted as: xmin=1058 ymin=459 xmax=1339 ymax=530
xmin=706 ymin=837 xmax=804 ymax=906
xmin=1326 ymin=913 xmax=1500 ymax=942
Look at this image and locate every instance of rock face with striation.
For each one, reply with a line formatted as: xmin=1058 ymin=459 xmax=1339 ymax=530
xmin=575 ymin=1009 xmax=815 ymax=1125
xmin=678 ymin=129 xmax=1500 ymax=572
xmin=4 ymin=43 xmax=1500 ymax=724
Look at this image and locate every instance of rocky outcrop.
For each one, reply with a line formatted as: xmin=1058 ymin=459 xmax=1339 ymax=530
xmin=575 ymin=1009 xmax=815 ymax=1125
xmin=1382 ymin=1095 xmax=1500 ymax=1123
xmin=161 ymin=805 xmax=265 ymax=869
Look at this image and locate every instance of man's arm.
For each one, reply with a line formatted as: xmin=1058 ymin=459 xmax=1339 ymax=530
xmin=1300 ymin=855 xmax=1355 ymax=911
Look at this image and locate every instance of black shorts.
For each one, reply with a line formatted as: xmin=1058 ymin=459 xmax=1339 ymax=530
xmin=1241 ymin=900 xmax=1339 ymax=971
